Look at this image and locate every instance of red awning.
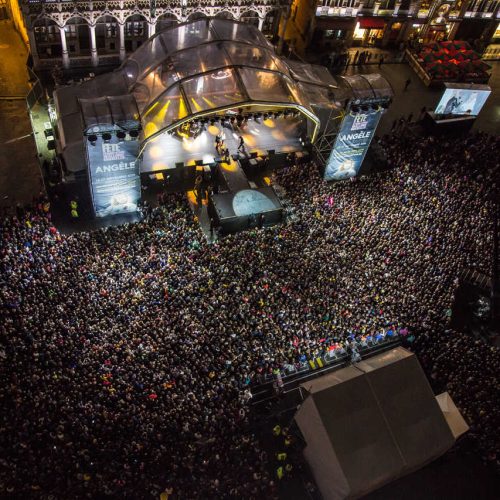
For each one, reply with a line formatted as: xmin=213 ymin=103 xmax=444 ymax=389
xmin=357 ymin=17 xmax=386 ymax=29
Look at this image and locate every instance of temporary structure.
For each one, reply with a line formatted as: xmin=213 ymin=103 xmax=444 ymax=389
xmin=294 ymin=347 xmax=465 ymax=500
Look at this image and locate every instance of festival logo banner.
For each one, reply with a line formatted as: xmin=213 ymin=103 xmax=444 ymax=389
xmin=324 ymin=108 xmax=382 ymax=181
xmin=86 ymin=135 xmax=141 ymax=217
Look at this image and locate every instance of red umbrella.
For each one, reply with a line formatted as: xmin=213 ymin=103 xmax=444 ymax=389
xmin=426 ymin=62 xmax=447 ymax=75
xmin=453 ymin=52 xmax=467 ymax=61
xmin=423 ymin=52 xmax=438 ymax=63
xmin=458 ymin=61 xmax=477 ymax=73
xmin=471 ymin=59 xmax=491 ymax=71
xmin=452 ymin=40 xmax=471 ymax=50
xmin=424 ymin=41 xmax=440 ymax=52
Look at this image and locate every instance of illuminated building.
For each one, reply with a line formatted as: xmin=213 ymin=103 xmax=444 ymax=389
xmin=311 ymin=0 xmax=499 ymax=50
xmin=19 ymin=0 xmax=288 ymax=71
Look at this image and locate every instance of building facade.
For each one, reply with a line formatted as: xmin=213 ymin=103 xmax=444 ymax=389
xmin=312 ymin=0 xmax=499 ymax=51
xmin=21 ymin=0 xmax=288 ymax=71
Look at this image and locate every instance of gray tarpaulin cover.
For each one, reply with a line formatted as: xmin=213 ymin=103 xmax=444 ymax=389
xmin=295 ymin=347 xmax=458 ymax=500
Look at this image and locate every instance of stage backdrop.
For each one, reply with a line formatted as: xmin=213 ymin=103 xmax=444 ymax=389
xmin=324 ymin=108 xmax=382 ymax=181
xmin=86 ymin=135 xmax=141 ymax=217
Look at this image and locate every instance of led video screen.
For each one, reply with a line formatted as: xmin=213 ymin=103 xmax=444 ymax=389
xmin=86 ymin=135 xmax=141 ymax=217
xmin=324 ymin=108 xmax=383 ymax=181
xmin=435 ymin=85 xmax=491 ymax=117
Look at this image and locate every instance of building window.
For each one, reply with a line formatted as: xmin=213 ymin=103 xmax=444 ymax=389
xmin=380 ymin=0 xmax=396 ymax=9
xmin=126 ymin=21 xmax=145 ymax=37
xmin=66 ymin=25 xmax=77 ymax=39
xmin=487 ymin=0 xmax=497 ymax=11
xmin=106 ymin=23 xmax=117 ymax=38
xmin=34 ymin=25 xmax=58 ymax=43
xmin=477 ymin=0 xmax=488 ymax=11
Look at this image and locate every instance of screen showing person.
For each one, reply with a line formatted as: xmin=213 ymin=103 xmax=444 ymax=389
xmin=435 ymin=87 xmax=491 ymax=116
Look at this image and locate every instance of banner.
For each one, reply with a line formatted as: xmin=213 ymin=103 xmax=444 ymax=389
xmin=86 ymin=135 xmax=141 ymax=217
xmin=324 ymin=109 xmax=382 ymax=181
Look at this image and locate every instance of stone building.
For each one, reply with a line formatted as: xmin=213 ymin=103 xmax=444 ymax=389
xmin=21 ymin=0 xmax=288 ymax=70
xmin=311 ymin=0 xmax=499 ymax=50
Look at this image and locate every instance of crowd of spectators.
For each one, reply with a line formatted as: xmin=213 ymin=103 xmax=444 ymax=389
xmin=1 ymin=131 xmax=499 ymax=498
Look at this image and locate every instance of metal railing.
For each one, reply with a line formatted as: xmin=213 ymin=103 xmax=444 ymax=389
xmin=251 ymin=330 xmax=404 ymax=389
xmin=26 ymin=67 xmax=45 ymax=109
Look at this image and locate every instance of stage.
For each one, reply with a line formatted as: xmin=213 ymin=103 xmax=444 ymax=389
xmin=141 ymin=115 xmax=306 ymax=172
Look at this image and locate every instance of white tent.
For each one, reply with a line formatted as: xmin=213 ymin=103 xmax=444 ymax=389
xmin=295 ymin=347 xmax=465 ymax=500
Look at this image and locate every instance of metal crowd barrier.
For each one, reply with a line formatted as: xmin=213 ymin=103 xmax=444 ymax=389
xmin=250 ymin=332 xmax=405 ymax=403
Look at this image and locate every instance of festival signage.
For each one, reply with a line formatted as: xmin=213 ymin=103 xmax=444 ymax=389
xmin=324 ymin=108 xmax=382 ymax=181
xmin=86 ymin=134 xmax=141 ymax=217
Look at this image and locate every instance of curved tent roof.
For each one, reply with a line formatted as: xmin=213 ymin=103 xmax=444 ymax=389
xmin=119 ymin=19 xmax=331 ymax=142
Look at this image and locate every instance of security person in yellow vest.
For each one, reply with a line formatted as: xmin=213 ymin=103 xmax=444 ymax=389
xmin=272 ymin=424 xmax=281 ymax=437
xmin=276 ymin=466 xmax=284 ymax=480
xmin=276 ymin=452 xmax=287 ymax=461
xmin=70 ymin=199 xmax=79 ymax=220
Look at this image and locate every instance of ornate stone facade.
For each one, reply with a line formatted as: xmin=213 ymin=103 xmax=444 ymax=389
xmin=22 ymin=0 xmax=289 ymax=70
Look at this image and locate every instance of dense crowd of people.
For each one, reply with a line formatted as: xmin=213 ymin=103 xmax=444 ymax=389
xmin=1 ymin=131 xmax=499 ymax=498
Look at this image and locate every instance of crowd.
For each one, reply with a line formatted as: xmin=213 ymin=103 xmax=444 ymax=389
xmin=1 ymin=131 xmax=499 ymax=498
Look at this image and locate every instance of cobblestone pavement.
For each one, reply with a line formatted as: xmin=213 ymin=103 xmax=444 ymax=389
xmin=0 ymin=20 xmax=42 ymax=209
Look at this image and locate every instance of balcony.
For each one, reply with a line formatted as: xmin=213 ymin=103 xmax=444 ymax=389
xmin=37 ymin=53 xmax=121 ymax=69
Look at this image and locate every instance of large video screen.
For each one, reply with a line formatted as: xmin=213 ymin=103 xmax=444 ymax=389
xmin=324 ymin=108 xmax=383 ymax=181
xmin=435 ymin=86 xmax=491 ymax=116
xmin=86 ymin=135 xmax=141 ymax=218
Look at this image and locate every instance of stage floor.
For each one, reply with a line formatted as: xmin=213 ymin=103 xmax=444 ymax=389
xmin=141 ymin=116 xmax=305 ymax=173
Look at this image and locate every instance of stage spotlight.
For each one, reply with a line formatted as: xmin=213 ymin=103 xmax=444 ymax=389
xmin=263 ymin=113 xmax=268 ymax=120
xmin=102 ymin=133 xmax=112 ymax=143
xmin=88 ymin=134 xmax=97 ymax=145
xmin=351 ymin=106 xmax=359 ymax=114
xmin=116 ymin=131 xmax=126 ymax=141
xmin=371 ymin=103 xmax=379 ymax=111
xmin=129 ymin=130 xmax=139 ymax=139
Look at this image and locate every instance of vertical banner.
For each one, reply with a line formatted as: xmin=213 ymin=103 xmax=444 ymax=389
xmin=324 ymin=108 xmax=383 ymax=181
xmin=86 ymin=135 xmax=141 ymax=217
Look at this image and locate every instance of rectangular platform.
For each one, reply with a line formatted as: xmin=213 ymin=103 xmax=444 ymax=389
xmin=218 ymin=160 xmax=250 ymax=192
xmin=208 ymin=186 xmax=284 ymax=234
